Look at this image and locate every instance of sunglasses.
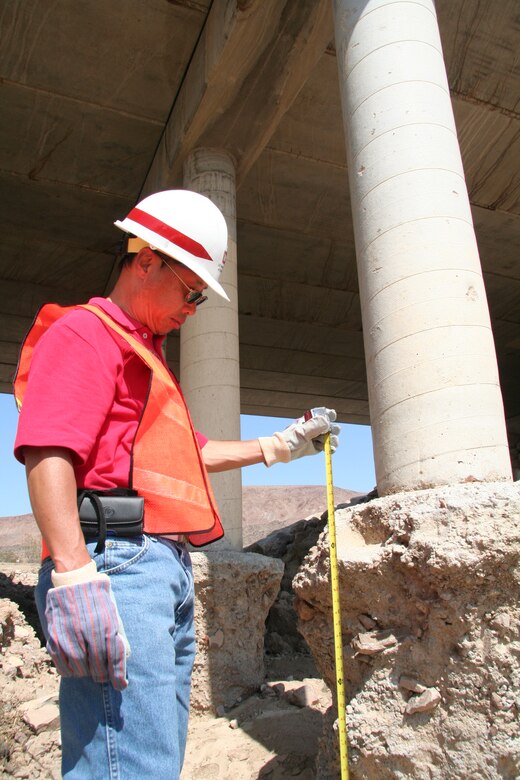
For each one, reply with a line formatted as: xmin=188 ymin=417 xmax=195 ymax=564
xmin=153 ymin=250 xmax=208 ymax=306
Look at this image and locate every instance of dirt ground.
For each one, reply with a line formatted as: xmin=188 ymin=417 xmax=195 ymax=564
xmin=0 ymin=561 xmax=333 ymax=779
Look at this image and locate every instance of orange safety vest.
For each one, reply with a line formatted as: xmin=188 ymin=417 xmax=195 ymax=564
xmin=14 ymin=303 xmax=224 ymax=548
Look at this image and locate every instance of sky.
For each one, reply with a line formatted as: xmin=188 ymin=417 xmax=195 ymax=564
xmin=0 ymin=392 xmax=376 ymax=517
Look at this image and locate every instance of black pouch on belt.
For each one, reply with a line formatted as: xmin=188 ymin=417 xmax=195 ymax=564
xmin=77 ymin=488 xmax=144 ymax=553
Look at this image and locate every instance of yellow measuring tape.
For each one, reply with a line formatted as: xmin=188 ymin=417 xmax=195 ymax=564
xmin=324 ymin=432 xmax=349 ymax=779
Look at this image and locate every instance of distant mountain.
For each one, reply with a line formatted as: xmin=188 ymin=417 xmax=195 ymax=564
xmin=242 ymin=484 xmax=363 ymax=546
xmin=0 ymin=513 xmax=40 ymax=562
xmin=0 ymin=485 xmax=364 ymax=560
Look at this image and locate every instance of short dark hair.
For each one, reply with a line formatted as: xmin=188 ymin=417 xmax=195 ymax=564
xmin=116 ymin=234 xmax=134 ymax=271
xmin=118 ymin=252 xmax=134 ymax=271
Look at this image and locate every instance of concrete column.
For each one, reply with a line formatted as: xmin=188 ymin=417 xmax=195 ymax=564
xmin=332 ymin=0 xmax=512 ymax=494
xmin=181 ymin=149 xmax=242 ymax=549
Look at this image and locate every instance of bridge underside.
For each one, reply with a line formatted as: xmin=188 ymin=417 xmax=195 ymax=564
xmin=1 ymin=0 xmax=518 ymax=439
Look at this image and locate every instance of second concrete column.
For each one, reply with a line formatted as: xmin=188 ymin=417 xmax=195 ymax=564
xmin=181 ymin=149 xmax=242 ymax=549
xmin=332 ymin=0 xmax=512 ymax=494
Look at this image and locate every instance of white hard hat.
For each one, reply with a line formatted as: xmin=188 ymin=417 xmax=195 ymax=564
xmin=114 ymin=189 xmax=229 ymax=301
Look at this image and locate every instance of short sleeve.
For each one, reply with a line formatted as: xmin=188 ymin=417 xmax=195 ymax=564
xmin=14 ymin=312 xmax=123 ymax=464
xmin=195 ymin=431 xmax=208 ymax=448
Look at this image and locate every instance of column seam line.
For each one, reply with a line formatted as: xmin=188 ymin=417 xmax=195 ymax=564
xmin=349 ymin=80 xmax=450 ymax=120
xmin=352 ymin=121 xmax=458 ymax=164
xmin=370 ymin=352 xmax=499 ymax=391
xmin=365 ymin=266 xmax=485 ymax=305
xmin=346 ymin=39 xmax=443 ymax=82
xmin=359 ymin=214 xmax=474 ymax=255
xmin=380 ymin=442 xmax=509 ymax=481
xmin=350 ymin=0 xmax=437 ymax=27
xmin=367 ymin=322 xmax=494 ymax=361
xmin=374 ymin=381 xmax=502 ymax=416
xmin=357 ymin=167 xmax=466 ymax=205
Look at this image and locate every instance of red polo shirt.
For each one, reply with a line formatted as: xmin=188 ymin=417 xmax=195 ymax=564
xmin=14 ymin=298 xmax=207 ymax=489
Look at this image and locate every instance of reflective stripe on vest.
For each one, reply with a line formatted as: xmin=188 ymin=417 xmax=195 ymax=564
xmin=14 ymin=303 xmax=224 ymax=548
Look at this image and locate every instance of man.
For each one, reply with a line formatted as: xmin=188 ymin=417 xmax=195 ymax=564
xmin=14 ymin=189 xmax=340 ymax=779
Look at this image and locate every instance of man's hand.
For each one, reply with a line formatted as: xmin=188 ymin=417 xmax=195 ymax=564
xmin=46 ymin=560 xmax=130 ymax=690
xmin=259 ymin=407 xmax=341 ymax=467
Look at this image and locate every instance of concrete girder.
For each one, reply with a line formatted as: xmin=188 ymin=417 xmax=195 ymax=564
xmin=142 ymin=0 xmax=333 ymax=194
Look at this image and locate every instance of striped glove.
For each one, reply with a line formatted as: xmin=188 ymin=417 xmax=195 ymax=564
xmin=259 ymin=407 xmax=341 ymax=466
xmin=45 ymin=560 xmax=130 ymax=690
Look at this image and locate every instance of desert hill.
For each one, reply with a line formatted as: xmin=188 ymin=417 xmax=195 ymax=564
xmin=0 ymin=513 xmax=40 ymax=561
xmin=241 ymin=484 xmax=362 ymax=546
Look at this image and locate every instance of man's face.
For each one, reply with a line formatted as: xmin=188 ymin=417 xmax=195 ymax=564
xmin=135 ymin=251 xmax=207 ymax=335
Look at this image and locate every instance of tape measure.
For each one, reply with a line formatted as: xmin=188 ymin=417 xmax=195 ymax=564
xmin=324 ymin=432 xmax=349 ymax=779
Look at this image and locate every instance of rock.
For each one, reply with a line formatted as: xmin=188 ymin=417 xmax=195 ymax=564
xmin=13 ymin=768 xmax=32 ymax=778
xmin=0 ymin=738 xmax=10 ymax=759
xmin=489 ymin=612 xmax=511 ymax=633
xmin=265 ymin=678 xmax=332 ymax=712
xmin=358 ymin=614 xmax=377 ymax=630
xmin=0 ymin=601 xmax=16 ymax=649
xmin=3 ymin=654 xmax=25 ymax=676
xmin=14 ymin=625 xmax=32 ymax=641
xmin=287 ymin=679 xmax=331 ymax=711
xmin=294 ymin=598 xmax=314 ymax=621
xmin=399 ymin=675 xmax=426 ymax=693
xmin=0 ymin=588 xmax=61 ymax=774
xmin=405 ymin=687 xmax=442 ymax=715
xmin=286 ymin=687 xmax=310 ymax=709
xmin=351 ymin=631 xmax=397 ymax=655
xmin=207 ymin=629 xmax=224 ymax=648
xmin=22 ymin=694 xmax=60 ymax=734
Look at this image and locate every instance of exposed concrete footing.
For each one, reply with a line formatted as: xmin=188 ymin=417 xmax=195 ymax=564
xmin=190 ymin=550 xmax=284 ymax=715
xmin=293 ymin=481 xmax=520 ymax=779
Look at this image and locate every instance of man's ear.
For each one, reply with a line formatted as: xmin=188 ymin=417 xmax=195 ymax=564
xmin=134 ymin=247 xmax=157 ymax=278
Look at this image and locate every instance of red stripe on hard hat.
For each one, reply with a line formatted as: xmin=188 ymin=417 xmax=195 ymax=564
xmin=127 ymin=207 xmax=213 ymax=261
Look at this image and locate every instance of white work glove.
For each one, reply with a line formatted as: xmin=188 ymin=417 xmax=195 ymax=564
xmin=258 ymin=407 xmax=340 ymax=467
xmin=46 ymin=560 xmax=131 ymax=690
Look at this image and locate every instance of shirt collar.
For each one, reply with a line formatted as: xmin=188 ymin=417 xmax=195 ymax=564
xmin=87 ymin=297 xmax=166 ymax=351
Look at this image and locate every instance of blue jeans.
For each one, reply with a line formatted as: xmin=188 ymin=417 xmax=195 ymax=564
xmin=35 ymin=535 xmax=196 ymax=780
